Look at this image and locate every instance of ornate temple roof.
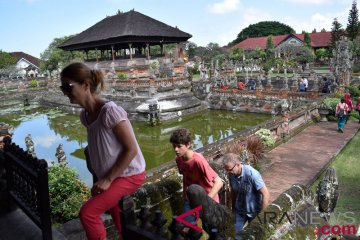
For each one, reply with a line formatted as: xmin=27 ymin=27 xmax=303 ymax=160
xmin=58 ymin=10 xmax=192 ymax=51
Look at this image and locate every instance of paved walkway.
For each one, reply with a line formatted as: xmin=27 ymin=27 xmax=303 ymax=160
xmin=0 ymin=121 xmax=358 ymax=239
xmin=262 ymin=120 xmax=359 ymax=202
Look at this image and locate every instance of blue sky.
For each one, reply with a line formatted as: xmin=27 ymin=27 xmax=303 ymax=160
xmin=0 ymin=0 xmax=357 ymax=58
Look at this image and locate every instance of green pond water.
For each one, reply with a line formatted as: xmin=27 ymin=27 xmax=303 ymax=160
xmin=0 ymin=105 xmax=270 ymax=186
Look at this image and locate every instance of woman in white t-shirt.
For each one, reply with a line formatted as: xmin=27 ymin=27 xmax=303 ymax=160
xmin=60 ymin=62 xmax=146 ymax=240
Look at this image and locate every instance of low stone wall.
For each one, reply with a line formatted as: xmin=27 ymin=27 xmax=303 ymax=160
xmin=206 ymin=89 xmax=320 ymax=114
xmin=238 ymin=184 xmax=327 ymax=239
xmin=54 ymin=176 xmax=183 ymax=240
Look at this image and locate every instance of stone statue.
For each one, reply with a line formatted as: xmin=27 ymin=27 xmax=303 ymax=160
xmin=316 ymin=167 xmax=338 ymax=215
xmin=187 ymin=184 xmax=234 ymax=239
xmin=272 ymin=100 xmax=293 ymax=137
xmin=0 ymin=122 xmax=14 ymax=150
xmin=55 ymin=143 xmax=67 ymax=165
xmin=25 ymin=134 xmax=36 ymax=157
xmin=331 ymin=36 xmax=353 ymax=87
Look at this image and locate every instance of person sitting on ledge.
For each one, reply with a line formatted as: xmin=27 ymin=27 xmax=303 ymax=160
xmin=237 ymin=81 xmax=245 ymax=90
xmin=247 ymin=78 xmax=256 ymax=91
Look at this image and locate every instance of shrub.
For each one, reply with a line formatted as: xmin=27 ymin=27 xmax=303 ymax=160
xmin=223 ymin=140 xmax=247 ymax=155
xmin=48 ymin=163 xmax=90 ymax=224
xmin=246 ymin=135 xmax=265 ymax=166
xmin=333 ymin=90 xmax=344 ymax=99
xmin=344 ymin=85 xmax=360 ymax=98
xmin=322 ymin=97 xmax=340 ymax=112
xmin=29 ymin=79 xmax=39 ymax=88
xmin=117 ymin=72 xmax=127 ymax=80
xmin=255 ymin=128 xmax=275 ymax=147
xmin=353 ymin=65 xmax=360 ymax=73
xmin=149 ymin=60 xmax=160 ymax=71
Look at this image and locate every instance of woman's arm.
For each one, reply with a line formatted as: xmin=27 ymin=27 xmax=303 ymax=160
xmin=91 ymin=121 xmax=138 ymax=195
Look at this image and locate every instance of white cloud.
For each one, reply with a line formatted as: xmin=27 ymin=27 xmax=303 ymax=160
xmin=287 ymin=8 xmax=348 ymax=33
xmin=34 ymin=135 xmax=62 ymax=148
xmin=208 ymin=0 xmax=241 ymax=14
xmin=212 ymin=7 xmax=272 ymax=46
xmin=242 ymin=8 xmax=272 ymax=23
xmin=285 ymin=0 xmax=335 ymax=4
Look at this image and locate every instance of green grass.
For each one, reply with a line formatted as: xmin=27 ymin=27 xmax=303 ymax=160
xmin=311 ymin=128 xmax=360 ymax=226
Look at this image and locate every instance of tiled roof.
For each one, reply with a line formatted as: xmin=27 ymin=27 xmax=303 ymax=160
xmin=233 ymin=32 xmax=331 ymax=50
xmin=293 ymin=32 xmax=331 ymax=48
xmin=9 ymin=52 xmax=40 ymax=67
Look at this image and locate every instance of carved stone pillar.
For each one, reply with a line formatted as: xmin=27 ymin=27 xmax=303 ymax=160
xmin=146 ymin=43 xmax=150 ymax=60
xmin=257 ymin=76 xmax=264 ymax=90
xmin=111 ymin=45 xmax=115 ymax=61
xmin=129 ymin=43 xmax=133 ymax=61
xmin=265 ymin=75 xmax=272 ymax=91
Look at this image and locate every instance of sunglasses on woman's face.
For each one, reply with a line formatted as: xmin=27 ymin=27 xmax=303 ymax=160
xmin=59 ymin=83 xmax=74 ymax=94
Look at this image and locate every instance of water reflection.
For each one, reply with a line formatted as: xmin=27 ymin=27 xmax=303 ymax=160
xmin=0 ymin=108 xmax=270 ymax=186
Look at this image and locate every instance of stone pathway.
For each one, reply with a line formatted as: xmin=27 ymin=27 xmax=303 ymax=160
xmin=262 ymin=121 xmax=359 ymax=202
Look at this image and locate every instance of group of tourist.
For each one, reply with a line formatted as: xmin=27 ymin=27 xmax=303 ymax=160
xmin=336 ymin=91 xmax=360 ymax=132
xmin=237 ymin=79 xmax=256 ymax=91
xmin=170 ymin=128 xmax=269 ymax=238
xmin=60 ymin=62 xmax=270 ymax=240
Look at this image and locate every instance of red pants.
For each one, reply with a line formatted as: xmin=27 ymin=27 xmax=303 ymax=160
xmin=79 ymin=171 xmax=145 ymax=240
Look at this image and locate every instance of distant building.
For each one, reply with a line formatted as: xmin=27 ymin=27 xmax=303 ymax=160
xmin=232 ymin=32 xmax=331 ymax=56
xmin=9 ymin=52 xmax=41 ymax=78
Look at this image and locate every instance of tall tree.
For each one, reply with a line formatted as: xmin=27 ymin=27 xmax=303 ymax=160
xmin=185 ymin=41 xmax=197 ymax=59
xmin=229 ymin=48 xmax=244 ymax=61
xmin=229 ymin=21 xmax=295 ymax=46
xmin=40 ymin=35 xmax=84 ymax=75
xmin=266 ymin=35 xmax=274 ymax=58
xmin=331 ymin=18 xmax=344 ymax=49
xmin=0 ymin=50 xmax=17 ymax=69
xmin=347 ymin=0 xmax=359 ymax=41
xmin=304 ymin=32 xmax=312 ymax=48
xmin=193 ymin=42 xmax=226 ymax=63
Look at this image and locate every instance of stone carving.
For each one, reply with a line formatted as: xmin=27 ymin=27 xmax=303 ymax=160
xmin=0 ymin=122 xmax=14 ymax=149
xmin=25 ymin=134 xmax=36 ymax=157
xmin=187 ymin=184 xmax=234 ymax=239
xmin=147 ymin=99 xmax=160 ymax=126
xmin=55 ymin=143 xmax=67 ymax=165
xmin=316 ymin=167 xmax=338 ymax=215
xmin=331 ymin=36 xmax=353 ymax=87
xmin=273 ymin=100 xmax=292 ymax=137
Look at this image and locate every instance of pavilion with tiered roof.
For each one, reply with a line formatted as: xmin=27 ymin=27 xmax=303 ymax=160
xmin=58 ymin=10 xmax=192 ymax=61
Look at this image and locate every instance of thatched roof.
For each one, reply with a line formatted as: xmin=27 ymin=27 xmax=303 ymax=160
xmin=58 ymin=10 xmax=192 ymax=51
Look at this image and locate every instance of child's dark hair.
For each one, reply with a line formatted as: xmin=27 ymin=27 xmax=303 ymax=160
xmin=170 ymin=128 xmax=192 ymax=145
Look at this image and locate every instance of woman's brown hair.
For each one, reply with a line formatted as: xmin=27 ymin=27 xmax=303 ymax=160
xmin=60 ymin=62 xmax=105 ymax=93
